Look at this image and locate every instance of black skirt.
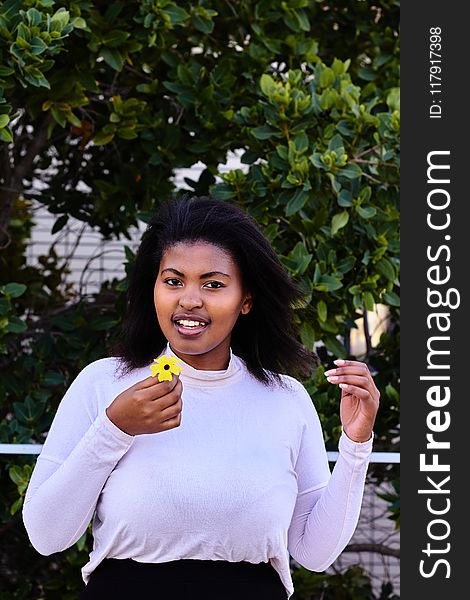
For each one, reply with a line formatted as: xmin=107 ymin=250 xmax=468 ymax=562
xmin=79 ymin=558 xmax=288 ymax=599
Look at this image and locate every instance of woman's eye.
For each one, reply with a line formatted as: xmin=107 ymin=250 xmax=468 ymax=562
xmin=164 ymin=278 xmax=182 ymax=286
xmin=204 ymin=281 xmax=224 ymax=289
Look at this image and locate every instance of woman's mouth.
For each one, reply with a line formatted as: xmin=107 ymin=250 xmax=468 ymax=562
xmin=173 ymin=318 xmax=209 ymax=337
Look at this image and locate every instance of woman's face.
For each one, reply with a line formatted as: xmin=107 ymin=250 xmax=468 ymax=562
xmin=154 ymin=241 xmax=252 ymax=370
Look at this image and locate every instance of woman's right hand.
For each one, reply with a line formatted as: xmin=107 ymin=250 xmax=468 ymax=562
xmin=105 ymin=375 xmax=183 ymax=436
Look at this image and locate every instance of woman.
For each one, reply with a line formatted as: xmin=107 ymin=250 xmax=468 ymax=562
xmin=23 ymin=195 xmax=380 ymax=599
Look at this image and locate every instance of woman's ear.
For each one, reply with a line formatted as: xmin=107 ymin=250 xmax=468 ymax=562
xmin=241 ymin=292 xmax=253 ymax=315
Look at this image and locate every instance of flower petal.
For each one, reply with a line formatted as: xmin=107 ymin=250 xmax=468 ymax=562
xmin=149 ymin=364 xmax=161 ymax=378
xmin=150 ymin=355 xmax=183 ymax=380
xmin=157 ymin=369 xmax=173 ymax=382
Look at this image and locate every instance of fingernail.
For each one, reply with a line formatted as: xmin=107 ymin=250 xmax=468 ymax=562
xmin=327 ymin=376 xmax=339 ymax=383
xmin=339 ymin=383 xmax=348 ymax=389
xmin=334 ymin=359 xmax=346 ymax=366
xmin=324 ymin=369 xmax=336 ymax=376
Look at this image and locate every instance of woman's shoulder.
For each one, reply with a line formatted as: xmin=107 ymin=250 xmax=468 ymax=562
xmin=72 ymin=356 xmax=137 ymax=386
xmin=77 ymin=356 xmax=120 ymax=374
xmin=277 ymin=372 xmax=308 ymax=392
xmin=268 ymin=371 xmax=320 ymax=416
xmin=235 ymin=355 xmax=312 ymax=401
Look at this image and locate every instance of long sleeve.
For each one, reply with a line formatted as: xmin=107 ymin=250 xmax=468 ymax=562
xmin=287 ymin=389 xmax=372 ymax=571
xmin=22 ymin=362 xmax=134 ymax=556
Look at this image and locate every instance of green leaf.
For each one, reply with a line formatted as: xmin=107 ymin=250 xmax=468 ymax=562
xmin=26 ymin=8 xmax=43 ymax=27
xmin=9 ymin=466 xmax=24 ymax=486
xmin=358 ymin=186 xmax=372 ymax=203
xmin=101 ymin=48 xmax=124 ymax=71
xmin=385 ymin=383 xmax=400 ymax=403
xmin=25 ymin=73 xmax=51 ymax=89
xmin=211 ymin=183 xmax=235 ymax=200
xmin=357 ymin=205 xmax=377 ymax=218
xmin=6 ymin=316 xmax=27 ymax=333
xmin=17 ymin=23 xmax=31 ymax=42
xmin=51 ymin=106 xmax=66 ymax=127
xmin=327 ymin=173 xmax=341 ymax=194
xmin=328 ymin=134 xmax=344 ymax=152
xmin=383 ymin=291 xmax=400 ymax=307
xmin=288 ymin=241 xmax=313 ymax=275
xmin=332 ymin=58 xmax=350 ymax=75
xmin=30 ymin=36 xmax=47 ymax=55
xmin=192 ymin=13 xmax=215 ymax=34
xmin=300 ymin=321 xmax=316 ymax=351
xmin=51 ymin=215 xmax=69 ymax=234
xmin=0 ymin=65 xmax=15 ymax=76
xmin=118 ymin=127 xmax=138 ymax=140
xmin=90 ymin=316 xmax=118 ymax=331
xmin=103 ymin=30 xmax=130 ymax=47
xmin=319 ymin=67 xmax=335 ymax=88
xmin=50 ymin=7 xmax=70 ymax=31
xmin=285 ymin=188 xmax=310 ymax=217
xmin=75 ymin=530 xmax=88 ymax=552
xmin=363 ymin=291 xmax=375 ymax=312
xmin=324 ymin=335 xmax=347 ymax=358
xmin=337 ymin=190 xmax=353 ymax=207
xmin=2 ymin=283 xmax=27 ymax=298
xmin=376 ymin=257 xmax=396 ymax=282
xmin=251 ymin=125 xmax=281 ymax=140
xmin=358 ymin=66 xmax=377 ymax=81
xmin=387 ymin=87 xmax=400 ymax=111
xmin=293 ymin=132 xmax=309 ymax=154
xmin=353 ymin=294 xmax=363 ymax=310
xmin=71 ymin=16 xmax=87 ymax=29
xmin=336 ymin=256 xmax=356 ymax=274
xmin=163 ymin=5 xmax=190 ymax=25
xmin=0 ymin=114 xmax=10 ymax=128
xmin=262 ymin=223 xmax=279 ymax=243
xmin=295 ymin=9 xmax=311 ymax=32
xmin=348 ymin=285 xmax=362 ymax=296
xmin=51 ymin=316 xmax=78 ymax=331
xmin=260 ymin=74 xmax=275 ymax=97
xmin=13 ymin=396 xmax=44 ymax=423
xmin=317 ymin=300 xmax=327 ymax=322
xmin=0 ymin=127 xmax=14 ymax=142
xmin=44 ymin=371 xmax=66 ymax=386
xmin=315 ymin=275 xmax=343 ymax=292
xmin=338 ymin=163 xmax=362 ymax=180
xmin=10 ymin=498 xmax=23 ymax=516
xmin=331 ymin=210 xmax=349 ymax=235
xmin=115 ymin=280 xmax=128 ymax=292
xmin=0 ymin=298 xmax=9 ymax=315
xmin=93 ymin=131 xmax=115 ymax=145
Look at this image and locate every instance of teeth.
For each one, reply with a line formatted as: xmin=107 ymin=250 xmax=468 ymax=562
xmin=176 ymin=319 xmax=206 ymax=327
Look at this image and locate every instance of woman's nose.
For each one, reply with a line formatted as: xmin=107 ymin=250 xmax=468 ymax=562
xmin=178 ymin=288 xmax=203 ymax=310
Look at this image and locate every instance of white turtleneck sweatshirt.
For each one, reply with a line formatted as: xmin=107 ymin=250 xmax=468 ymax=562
xmin=23 ymin=345 xmax=373 ymax=599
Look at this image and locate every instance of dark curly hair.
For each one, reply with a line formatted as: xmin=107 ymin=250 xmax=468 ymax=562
xmin=113 ymin=195 xmax=318 ymax=385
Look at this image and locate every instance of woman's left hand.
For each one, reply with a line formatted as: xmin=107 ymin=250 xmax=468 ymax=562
xmin=324 ymin=359 xmax=380 ymax=443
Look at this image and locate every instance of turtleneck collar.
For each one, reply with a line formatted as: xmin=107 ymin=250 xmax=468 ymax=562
xmin=161 ymin=343 xmax=244 ymax=388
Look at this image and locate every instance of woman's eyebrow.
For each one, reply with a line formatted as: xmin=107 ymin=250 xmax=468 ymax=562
xmin=161 ymin=268 xmax=231 ymax=279
xmin=161 ymin=268 xmax=185 ymax=277
xmin=201 ymin=271 xmax=231 ymax=279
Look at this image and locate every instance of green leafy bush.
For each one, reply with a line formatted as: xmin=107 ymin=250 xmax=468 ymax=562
xmin=1 ymin=1 xmax=399 ymax=597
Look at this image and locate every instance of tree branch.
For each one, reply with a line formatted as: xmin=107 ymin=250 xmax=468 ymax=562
xmin=363 ymin=309 xmax=372 ymax=355
xmin=0 ymin=114 xmax=52 ymax=249
xmin=354 ymin=145 xmax=381 ymax=159
xmin=344 ymin=543 xmax=400 ymax=559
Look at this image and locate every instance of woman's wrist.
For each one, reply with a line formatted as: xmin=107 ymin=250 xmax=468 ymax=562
xmin=342 ymin=428 xmax=373 ymax=443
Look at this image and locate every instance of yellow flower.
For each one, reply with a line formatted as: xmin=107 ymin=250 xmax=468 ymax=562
xmin=150 ymin=355 xmax=183 ymax=381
